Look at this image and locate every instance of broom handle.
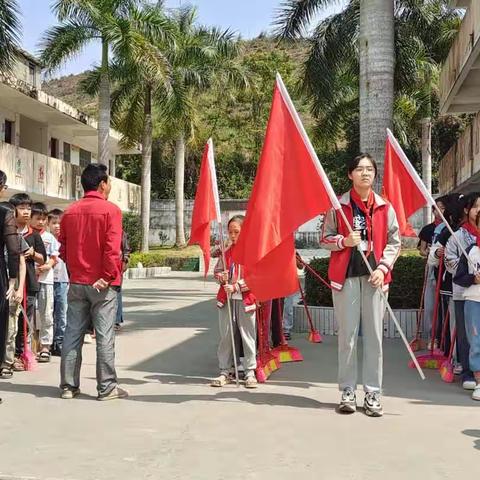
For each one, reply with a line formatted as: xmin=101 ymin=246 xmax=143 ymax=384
xmin=439 ymin=303 xmax=450 ymax=352
xmin=297 ymin=277 xmax=316 ymax=332
xmin=429 ymin=257 xmax=444 ymax=354
xmin=447 ymin=327 xmax=457 ymax=362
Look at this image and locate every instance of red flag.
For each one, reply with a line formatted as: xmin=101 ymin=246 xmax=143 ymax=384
xmin=233 ymin=74 xmax=340 ymax=302
xmin=189 ymin=139 xmax=221 ymax=276
xmin=383 ymin=129 xmax=434 ymax=237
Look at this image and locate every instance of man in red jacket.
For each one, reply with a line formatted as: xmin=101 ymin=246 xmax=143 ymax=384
xmin=59 ymin=164 xmax=127 ymax=401
xmin=320 ymin=154 xmax=400 ymax=417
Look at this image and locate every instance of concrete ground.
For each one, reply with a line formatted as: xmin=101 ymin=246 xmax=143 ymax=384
xmin=0 ymin=272 xmax=478 ymax=480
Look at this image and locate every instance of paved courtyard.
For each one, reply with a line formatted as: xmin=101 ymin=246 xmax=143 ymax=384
xmin=0 ymin=272 xmax=478 ymax=480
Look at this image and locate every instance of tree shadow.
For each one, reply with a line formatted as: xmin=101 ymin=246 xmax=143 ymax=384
xmin=462 ymin=429 xmax=480 ymax=450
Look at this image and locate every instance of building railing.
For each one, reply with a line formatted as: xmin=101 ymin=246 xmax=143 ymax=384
xmin=0 ymin=141 xmax=140 ymax=211
xmin=439 ymin=2 xmax=480 ymax=112
xmin=439 ymin=112 xmax=480 ymax=193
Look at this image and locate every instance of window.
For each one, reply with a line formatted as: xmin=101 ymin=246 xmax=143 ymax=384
xmin=79 ymin=148 xmax=91 ymax=168
xmin=63 ymin=142 xmax=71 ymax=162
xmin=29 ymin=62 xmax=36 ymax=86
xmin=4 ymin=120 xmax=13 ymax=144
xmin=50 ymin=137 xmax=59 ymax=159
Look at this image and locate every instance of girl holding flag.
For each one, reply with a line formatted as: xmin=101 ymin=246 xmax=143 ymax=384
xmin=320 ymin=154 xmax=401 ymax=417
xmin=211 ymin=215 xmax=258 ymax=389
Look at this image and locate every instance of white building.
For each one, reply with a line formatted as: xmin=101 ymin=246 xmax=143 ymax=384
xmin=0 ymin=48 xmax=140 ymax=211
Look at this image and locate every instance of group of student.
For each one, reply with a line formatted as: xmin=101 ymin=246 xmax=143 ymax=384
xmin=418 ymin=192 xmax=480 ymax=401
xmin=0 ymin=164 xmax=130 ymax=403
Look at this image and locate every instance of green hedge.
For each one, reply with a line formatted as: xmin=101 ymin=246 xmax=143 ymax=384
xmin=129 ymin=252 xmax=200 ymax=272
xmin=305 ymin=253 xmax=425 ymax=309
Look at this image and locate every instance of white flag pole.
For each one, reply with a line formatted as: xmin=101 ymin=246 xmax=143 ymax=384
xmin=277 ymin=74 xmax=425 ymax=380
xmin=208 ymin=139 xmax=240 ymax=387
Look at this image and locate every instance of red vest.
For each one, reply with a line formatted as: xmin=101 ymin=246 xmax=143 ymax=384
xmin=328 ymin=200 xmax=392 ymax=291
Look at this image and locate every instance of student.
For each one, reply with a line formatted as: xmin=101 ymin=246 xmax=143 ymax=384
xmin=211 ymin=215 xmax=258 ymax=389
xmin=320 ymin=153 xmax=400 ymax=417
xmin=30 ymin=202 xmax=60 ymax=363
xmin=48 ymin=209 xmax=69 ymax=356
xmin=453 ymin=209 xmax=480 ymax=401
xmin=9 ymin=194 xmax=46 ymax=369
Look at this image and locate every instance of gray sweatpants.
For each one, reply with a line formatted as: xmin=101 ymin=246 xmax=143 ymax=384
xmin=333 ymin=276 xmax=386 ymax=393
xmin=60 ymin=284 xmax=118 ymax=396
xmin=217 ymin=299 xmax=256 ymax=378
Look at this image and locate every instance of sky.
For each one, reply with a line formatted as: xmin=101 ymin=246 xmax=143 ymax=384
xmin=17 ymin=0 xmax=346 ymax=77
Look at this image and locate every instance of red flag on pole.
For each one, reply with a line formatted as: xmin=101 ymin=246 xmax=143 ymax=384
xmin=233 ymin=74 xmax=341 ymax=302
xmin=189 ymin=138 xmax=221 ymax=276
xmin=382 ymin=129 xmax=434 ymax=237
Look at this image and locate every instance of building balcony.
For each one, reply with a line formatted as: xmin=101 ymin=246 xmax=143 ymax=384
xmin=0 ymin=140 xmax=140 ymax=212
xmin=439 ymin=0 xmax=480 ymax=115
xmin=439 ymin=112 xmax=480 ymax=193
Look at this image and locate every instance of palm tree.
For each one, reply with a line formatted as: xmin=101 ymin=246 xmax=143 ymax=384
xmin=81 ymin=3 xmax=173 ymax=252
xmin=0 ymin=0 xmax=21 ymax=73
xmin=277 ymin=0 xmax=395 ymax=187
xmin=276 ymin=0 xmax=460 ymax=188
xmin=158 ymin=6 xmax=246 ymax=247
xmin=40 ymin=0 xmax=159 ymax=167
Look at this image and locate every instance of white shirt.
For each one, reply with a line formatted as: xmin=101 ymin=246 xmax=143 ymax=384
xmin=38 ymin=231 xmax=60 ymax=285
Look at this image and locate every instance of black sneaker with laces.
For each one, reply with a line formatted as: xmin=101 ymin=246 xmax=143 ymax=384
xmin=364 ymin=392 xmax=383 ymax=417
xmin=339 ymin=387 xmax=357 ymax=413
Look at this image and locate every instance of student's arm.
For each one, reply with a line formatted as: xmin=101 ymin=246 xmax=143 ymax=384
xmin=14 ymin=255 xmax=26 ymax=304
xmin=444 ymin=234 xmax=461 ymax=274
xmin=419 ymin=240 xmax=430 ymax=257
xmin=319 ymin=208 xmax=360 ymax=251
xmin=213 ymin=255 xmax=227 ymax=284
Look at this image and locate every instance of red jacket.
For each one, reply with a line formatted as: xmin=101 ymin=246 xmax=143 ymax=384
xmin=320 ymin=191 xmax=401 ymax=291
xmin=214 ymin=245 xmax=257 ymax=312
xmin=59 ymin=191 xmax=123 ymax=286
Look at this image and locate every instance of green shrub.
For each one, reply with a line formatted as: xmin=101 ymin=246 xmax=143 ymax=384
xmin=123 ymin=212 xmax=142 ymax=253
xmin=305 ymin=252 xmax=425 ymax=309
xmin=129 ymin=252 xmax=200 ymax=271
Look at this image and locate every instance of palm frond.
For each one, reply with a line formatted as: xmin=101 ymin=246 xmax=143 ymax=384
xmin=0 ymin=0 xmax=21 ymax=72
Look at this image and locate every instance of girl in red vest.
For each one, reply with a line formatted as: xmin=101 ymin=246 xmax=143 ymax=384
xmin=320 ymin=154 xmax=400 ymax=417
xmin=211 ymin=215 xmax=258 ymax=388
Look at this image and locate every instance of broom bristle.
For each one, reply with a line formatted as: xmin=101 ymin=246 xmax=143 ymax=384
xmin=408 ymin=353 xmax=446 ymax=370
xmin=308 ymin=330 xmax=323 ymax=343
xmin=440 ymin=361 xmax=455 ymax=383
xmin=21 ymin=349 xmax=38 ymax=371
xmin=272 ymin=346 xmax=304 ymax=363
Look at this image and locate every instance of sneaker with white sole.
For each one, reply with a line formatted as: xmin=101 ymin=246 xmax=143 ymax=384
xmin=61 ymin=388 xmax=80 ymax=399
xmin=364 ymin=392 xmax=383 ymax=417
xmin=339 ymin=387 xmax=357 ymax=413
xmin=463 ymin=379 xmax=477 ymax=390
xmin=97 ymin=386 xmax=129 ymax=401
xmin=472 ymin=385 xmax=480 ymax=401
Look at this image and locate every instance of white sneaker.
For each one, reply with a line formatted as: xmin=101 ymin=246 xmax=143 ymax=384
xmin=472 ymin=385 xmax=480 ymax=401
xmin=463 ymin=379 xmax=477 ymax=390
xmin=84 ymin=334 xmax=93 ymax=344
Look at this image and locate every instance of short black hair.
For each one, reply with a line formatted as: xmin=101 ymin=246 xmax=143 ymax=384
xmin=81 ymin=163 xmax=109 ymax=192
xmin=31 ymin=202 xmax=48 ymax=217
xmin=347 ymin=153 xmax=378 ymax=177
xmin=0 ymin=170 xmax=7 ymax=187
xmin=228 ymin=215 xmax=245 ymax=226
xmin=9 ymin=193 xmax=32 ymax=208
xmin=48 ymin=208 xmax=64 ymax=221
xmin=0 ymin=201 xmax=13 ymax=212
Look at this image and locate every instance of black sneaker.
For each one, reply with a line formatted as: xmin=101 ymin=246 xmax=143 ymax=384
xmin=364 ymin=392 xmax=383 ymax=417
xmin=339 ymin=387 xmax=357 ymax=413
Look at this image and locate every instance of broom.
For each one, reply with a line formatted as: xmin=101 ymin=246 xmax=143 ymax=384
xmin=409 ymin=258 xmax=447 ymax=370
xmin=409 ymin=261 xmax=429 ymax=352
xmin=255 ymin=303 xmax=280 ymax=382
xmin=440 ymin=327 xmax=457 ymax=383
xmin=271 ymin=300 xmax=303 ymax=363
xmin=19 ymin=290 xmax=37 ymax=371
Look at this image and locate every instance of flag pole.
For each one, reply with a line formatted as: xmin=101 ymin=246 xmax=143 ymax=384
xmin=208 ymin=138 xmax=240 ymax=387
xmin=275 ymin=74 xmax=425 ymax=380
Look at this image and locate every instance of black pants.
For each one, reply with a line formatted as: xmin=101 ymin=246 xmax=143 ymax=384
xmin=454 ymin=300 xmax=474 ymax=381
xmin=15 ymin=295 xmax=36 ymax=356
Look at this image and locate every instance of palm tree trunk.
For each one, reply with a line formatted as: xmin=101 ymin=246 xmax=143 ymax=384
xmin=98 ymin=38 xmax=111 ymax=167
xmin=140 ymin=86 xmax=153 ymax=253
xmin=359 ymin=0 xmax=395 ymax=190
xmin=421 ymin=117 xmax=432 ymax=225
xmin=175 ymin=133 xmax=186 ymax=247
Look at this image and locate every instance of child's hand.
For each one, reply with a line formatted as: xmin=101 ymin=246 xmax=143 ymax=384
xmin=474 ymin=273 xmax=480 ymax=285
xmin=14 ymin=289 xmax=23 ymax=304
xmin=36 ymin=264 xmax=51 ymax=274
xmin=24 ymin=247 xmax=34 ymax=259
xmin=223 ymin=284 xmax=236 ymax=294
xmin=221 ymin=271 xmax=229 ymax=284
